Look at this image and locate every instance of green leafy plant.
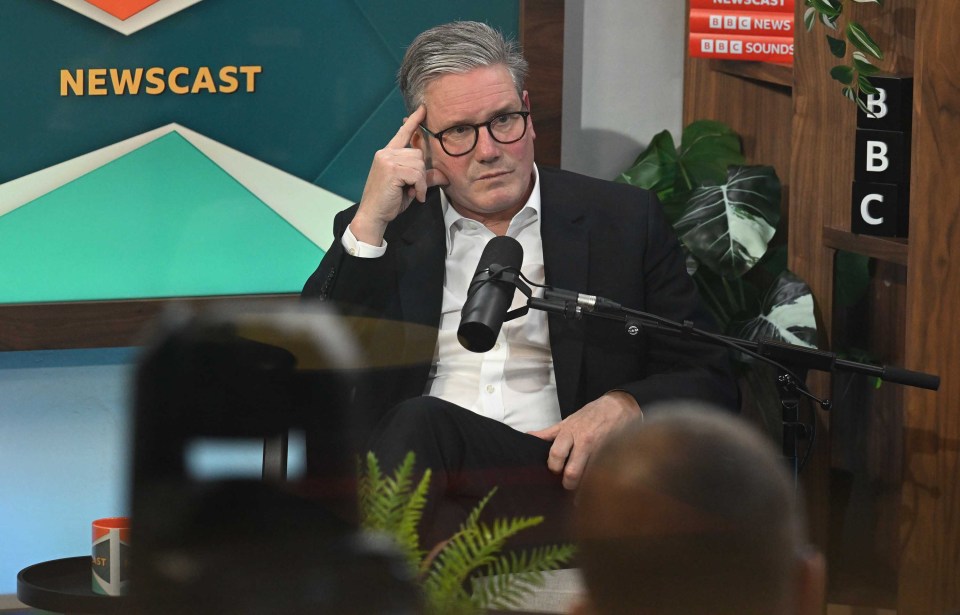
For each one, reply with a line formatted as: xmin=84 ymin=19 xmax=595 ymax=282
xmin=358 ymin=451 xmax=576 ymax=615
xmin=803 ymin=0 xmax=886 ymax=110
xmin=619 ymin=120 xmax=818 ymax=349
xmin=618 ymin=120 xmax=821 ymax=434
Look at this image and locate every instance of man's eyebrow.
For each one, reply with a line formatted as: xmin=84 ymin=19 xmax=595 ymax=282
xmin=488 ymin=102 xmax=524 ymax=117
xmin=439 ymin=104 xmax=525 ymax=129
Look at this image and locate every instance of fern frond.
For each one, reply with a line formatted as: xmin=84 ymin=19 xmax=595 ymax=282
xmin=471 ymin=544 xmax=578 ymax=611
xmin=423 ymin=505 xmax=547 ymax=612
xmin=358 ymin=451 xmax=431 ymax=569
xmin=357 ymin=451 xmax=383 ymax=524
xmin=424 ymin=530 xmax=495 ymax=608
xmin=462 ymin=487 xmax=496 ymax=530
xmin=392 ymin=468 xmax=431 ymax=565
xmin=360 ymin=454 xmax=573 ymax=615
xmin=380 ymin=451 xmax=417 ymax=530
xmin=361 ymin=451 xmax=412 ymax=531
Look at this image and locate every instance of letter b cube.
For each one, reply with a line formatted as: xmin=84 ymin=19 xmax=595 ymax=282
xmin=857 ymin=75 xmax=913 ymax=132
xmin=855 ymin=129 xmax=910 ymax=185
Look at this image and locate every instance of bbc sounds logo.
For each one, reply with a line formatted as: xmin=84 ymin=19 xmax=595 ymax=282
xmin=699 ymin=38 xmax=793 ymax=55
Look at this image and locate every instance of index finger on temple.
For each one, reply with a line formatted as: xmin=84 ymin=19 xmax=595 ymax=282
xmin=388 ymin=104 xmax=427 ymax=148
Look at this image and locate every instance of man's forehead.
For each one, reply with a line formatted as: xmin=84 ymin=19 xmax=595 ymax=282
xmin=422 ymin=65 xmax=521 ymax=121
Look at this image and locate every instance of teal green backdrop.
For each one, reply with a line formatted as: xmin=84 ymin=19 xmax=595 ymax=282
xmin=0 ymin=0 xmax=518 ymax=302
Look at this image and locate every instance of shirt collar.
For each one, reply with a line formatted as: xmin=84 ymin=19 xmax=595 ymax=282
xmin=441 ymin=164 xmax=541 ymax=252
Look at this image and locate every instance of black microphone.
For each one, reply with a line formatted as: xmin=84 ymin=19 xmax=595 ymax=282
xmin=457 ymin=235 xmax=524 ymax=353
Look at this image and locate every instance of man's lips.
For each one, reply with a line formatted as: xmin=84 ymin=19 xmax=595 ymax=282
xmin=476 ymin=170 xmax=511 ymax=181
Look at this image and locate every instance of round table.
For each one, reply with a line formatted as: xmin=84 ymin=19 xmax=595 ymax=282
xmin=17 ymin=556 xmax=128 ymax=614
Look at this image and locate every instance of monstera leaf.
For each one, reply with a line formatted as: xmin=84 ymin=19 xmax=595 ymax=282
xmin=618 ymin=120 xmax=745 ymax=224
xmin=675 ymin=120 xmax=746 ymax=190
xmin=617 ymin=129 xmax=679 ymax=198
xmin=733 ymin=270 xmax=818 ymax=349
xmin=674 ymin=165 xmax=781 ymax=279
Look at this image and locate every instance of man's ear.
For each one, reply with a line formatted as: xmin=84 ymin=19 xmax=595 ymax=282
xmin=794 ymin=548 xmax=826 ymax=615
xmin=522 ymin=90 xmax=536 ymax=140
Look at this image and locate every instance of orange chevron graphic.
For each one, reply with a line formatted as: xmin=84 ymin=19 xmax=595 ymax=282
xmin=84 ymin=0 xmax=161 ymax=20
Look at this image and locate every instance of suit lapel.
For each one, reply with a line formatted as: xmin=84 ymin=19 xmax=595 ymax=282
xmin=540 ymin=170 xmax=589 ymax=416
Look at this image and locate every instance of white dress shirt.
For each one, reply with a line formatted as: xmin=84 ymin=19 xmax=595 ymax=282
xmin=342 ymin=165 xmax=562 ymax=432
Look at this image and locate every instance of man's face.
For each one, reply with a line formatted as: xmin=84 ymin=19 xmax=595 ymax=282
xmin=412 ymin=64 xmax=536 ymax=221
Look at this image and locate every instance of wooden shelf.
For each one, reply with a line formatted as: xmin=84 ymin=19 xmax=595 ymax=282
xmin=822 ymin=226 xmax=909 ymax=266
xmin=0 ymin=294 xmax=298 ymax=351
xmin=708 ymin=59 xmax=793 ymax=89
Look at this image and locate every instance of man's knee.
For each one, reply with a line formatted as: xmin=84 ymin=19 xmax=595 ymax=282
xmin=367 ymin=397 xmax=465 ymax=469
xmin=379 ymin=397 xmax=462 ymax=436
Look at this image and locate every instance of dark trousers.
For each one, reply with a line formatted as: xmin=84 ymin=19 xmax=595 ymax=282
xmin=366 ymin=396 xmax=573 ymax=550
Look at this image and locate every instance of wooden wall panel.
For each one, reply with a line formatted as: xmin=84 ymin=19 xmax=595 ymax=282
xmin=829 ymin=262 xmax=907 ymax=609
xmin=788 ymin=4 xmax=919 ymax=610
xmin=899 ymin=0 xmax=960 ymax=612
xmin=684 ymin=1 xmax=953 ymax=610
xmin=787 ymin=34 xmax=844 ymax=563
xmin=683 ymin=60 xmax=793 ymax=179
xmin=788 ymin=17 xmax=856 ymax=344
xmin=521 ymin=0 xmax=564 ymax=168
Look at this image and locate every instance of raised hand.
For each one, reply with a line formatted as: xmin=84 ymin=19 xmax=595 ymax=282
xmin=350 ymin=105 xmax=448 ymax=245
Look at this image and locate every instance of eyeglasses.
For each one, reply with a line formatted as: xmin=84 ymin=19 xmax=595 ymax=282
xmin=420 ymin=111 xmax=530 ymax=157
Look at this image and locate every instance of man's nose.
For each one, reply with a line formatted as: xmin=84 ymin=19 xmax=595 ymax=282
xmin=474 ymin=126 xmax=501 ymax=160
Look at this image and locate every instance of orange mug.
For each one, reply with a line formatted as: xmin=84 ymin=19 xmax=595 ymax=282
xmin=92 ymin=517 xmax=130 ymax=596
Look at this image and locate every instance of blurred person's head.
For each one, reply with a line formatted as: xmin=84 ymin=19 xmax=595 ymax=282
xmin=573 ymin=406 xmax=824 ymax=615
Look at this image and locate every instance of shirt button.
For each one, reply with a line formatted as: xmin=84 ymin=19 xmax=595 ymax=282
xmin=494 ymin=342 xmax=501 ymax=351
xmin=485 ymin=385 xmax=495 ymax=394
xmin=348 ymin=247 xmax=357 ymax=256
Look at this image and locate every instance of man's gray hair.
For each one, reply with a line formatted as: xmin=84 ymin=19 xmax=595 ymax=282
xmin=398 ymin=21 xmax=528 ymax=113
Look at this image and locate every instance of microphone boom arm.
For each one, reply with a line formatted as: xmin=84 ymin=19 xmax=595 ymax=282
xmin=527 ymin=284 xmax=940 ymax=392
xmin=526 ymin=283 xmax=940 ymax=480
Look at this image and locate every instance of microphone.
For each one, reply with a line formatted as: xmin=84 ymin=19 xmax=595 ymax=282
xmin=457 ymin=236 xmax=524 ymax=353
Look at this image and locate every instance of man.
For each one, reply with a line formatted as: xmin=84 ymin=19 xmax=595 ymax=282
xmin=572 ymin=407 xmax=825 ymax=615
xmin=302 ymin=21 xmax=737 ymax=543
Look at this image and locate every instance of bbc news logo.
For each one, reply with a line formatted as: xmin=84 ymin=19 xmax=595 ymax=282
xmin=709 ymin=15 xmax=752 ymax=29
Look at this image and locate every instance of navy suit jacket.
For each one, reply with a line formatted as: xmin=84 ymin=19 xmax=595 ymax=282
xmin=302 ymin=166 xmax=738 ymax=419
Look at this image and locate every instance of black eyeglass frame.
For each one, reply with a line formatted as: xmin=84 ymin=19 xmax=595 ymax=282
xmin=419 ymin=110 xmax=531 ymax=157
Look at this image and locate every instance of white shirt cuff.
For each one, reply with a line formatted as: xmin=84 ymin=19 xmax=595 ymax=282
xmin=341 ymin=225 xmax=388 ymax=258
